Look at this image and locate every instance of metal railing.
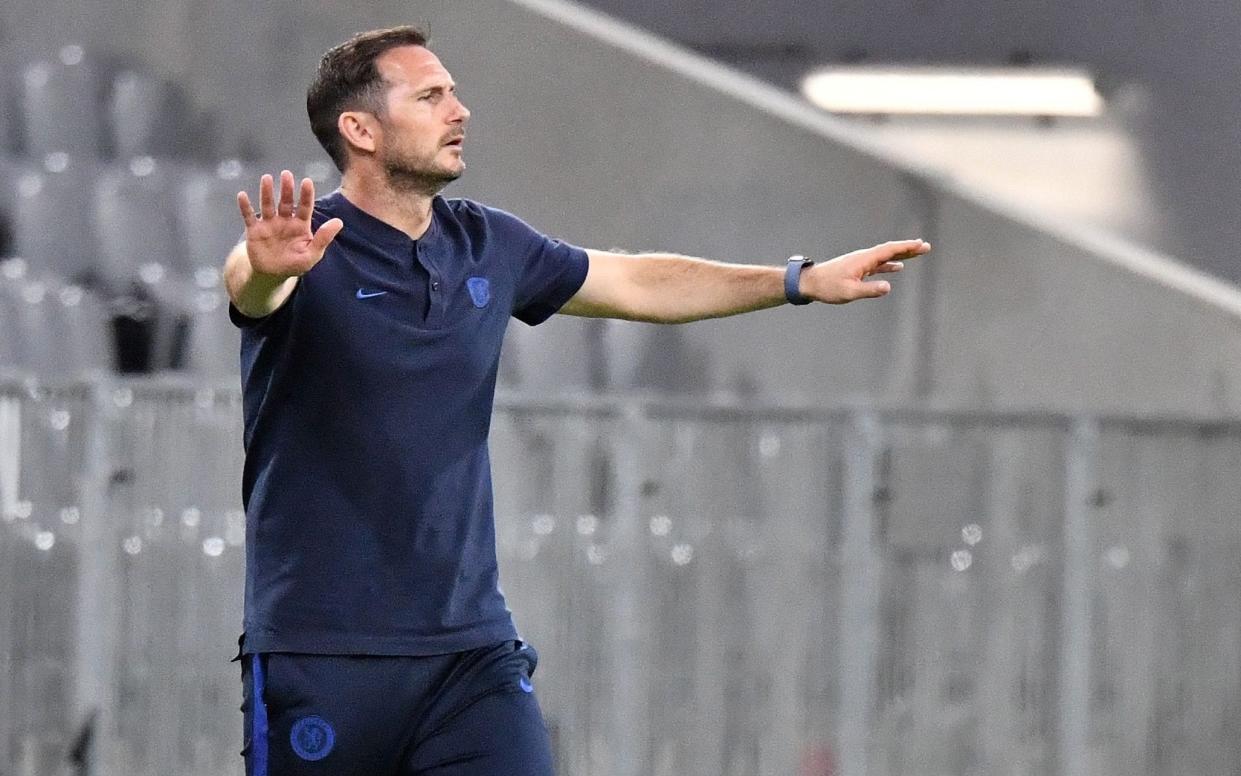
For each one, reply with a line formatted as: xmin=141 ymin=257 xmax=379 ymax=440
xmin=2 ymin=376 xmax=1240 ymax=775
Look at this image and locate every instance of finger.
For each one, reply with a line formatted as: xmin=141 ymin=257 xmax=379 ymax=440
xmin=258 ymin=174 xmax=276 ymax=220
xmin=295 ymin=177 xmax=315 ymax=221
xmin=278 ymin=170 xmax=295 ymax=217
xmin=310 ymin=217 xmax=344 ymax=254
xmin=861 ymin=240 xmax=927 ymax=272
xmin=895 ymin=241 xmax=931 ymax=259
xmin=871 ymin=261 xmax=904 ymax=274
xmin=237 ymin=191 xmax=257 ymax=228
xmin=893 ymin=243 xmax=932 ymax=259
xmin=855 ymin=280 xmax=892 ymax=299
xmin=882 ymin=239 xmax=927 ymax=254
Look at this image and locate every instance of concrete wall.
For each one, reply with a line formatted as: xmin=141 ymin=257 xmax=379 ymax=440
xmin=581 ymin=0 xmax=1241 ymax=284
xmin=2 ymin=0 xmax=1240 ymax=415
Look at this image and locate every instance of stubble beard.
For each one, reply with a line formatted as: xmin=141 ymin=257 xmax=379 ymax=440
xmin=381 ymin=145 xmax=463 ymax=198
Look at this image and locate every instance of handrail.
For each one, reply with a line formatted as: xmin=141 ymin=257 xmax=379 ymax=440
xmin=5 ymin=375 xmax=1241 ymax=431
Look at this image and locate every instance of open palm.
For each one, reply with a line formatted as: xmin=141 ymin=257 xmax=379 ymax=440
xmin=237 ymin=170 xmax=344 ymax=279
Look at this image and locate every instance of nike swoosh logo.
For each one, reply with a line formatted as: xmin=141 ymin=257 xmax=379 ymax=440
xmin=356 ymin=289 xmax=388 ymax=299
xmin=519 ymin=677 xmax=534 ymax=693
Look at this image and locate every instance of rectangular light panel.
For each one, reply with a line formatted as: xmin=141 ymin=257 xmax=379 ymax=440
xmin=802 ymin=66 xmax=1104 ymax=117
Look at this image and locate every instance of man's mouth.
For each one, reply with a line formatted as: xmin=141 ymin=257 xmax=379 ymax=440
xmin=444 ymin=136 xmax=465 ymax=147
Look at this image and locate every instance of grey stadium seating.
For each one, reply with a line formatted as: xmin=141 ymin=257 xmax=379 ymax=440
xmin=21 ymin=45 xmax=104 ymax=159
xmin=0 ymin=259 xmax=110 ymax=376
xmin=109 ymin=69 xmax=181 ymax=160
xmin=180 ymin=159 xmax=254 ymax=281
xmin=12 ymin=154 xmax=101 ymax=285
xmin=94 ymin=156 xmax=188 ymax=289
xmin=181 ymin=288 xmax=240 ymax=377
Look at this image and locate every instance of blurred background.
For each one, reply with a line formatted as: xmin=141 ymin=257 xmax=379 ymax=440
xmin=2 ymin=0 xmax=1240 ymax=774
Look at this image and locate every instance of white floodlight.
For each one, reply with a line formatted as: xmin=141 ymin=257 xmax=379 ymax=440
xmin=801 ymin=66 xmax=1104 ymax=117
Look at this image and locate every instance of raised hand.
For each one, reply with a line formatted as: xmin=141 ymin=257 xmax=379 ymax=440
xmin=802 ymin=239 xmax=930 ymax=304
xmin=237 ymin=170 xmax=344 ymax=279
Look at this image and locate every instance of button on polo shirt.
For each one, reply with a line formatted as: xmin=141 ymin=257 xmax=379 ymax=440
xmin=231 ymin=191 xmax=589 ymax=656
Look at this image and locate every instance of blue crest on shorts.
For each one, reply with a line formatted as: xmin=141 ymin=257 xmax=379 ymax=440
xmin=467 ymin=276 xmax=490 ymax=308
xmin=290 ymin=716 xmax=335 ymax=761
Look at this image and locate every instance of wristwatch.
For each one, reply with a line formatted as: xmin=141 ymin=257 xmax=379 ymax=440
xmin=784 ymin=255 xmax=815 ymax=305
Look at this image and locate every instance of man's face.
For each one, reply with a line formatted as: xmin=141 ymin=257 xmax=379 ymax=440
xmin=372 ymin=45 xmax=471 ymax=193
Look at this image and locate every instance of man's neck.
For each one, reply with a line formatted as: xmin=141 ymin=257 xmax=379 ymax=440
xmin=339 ymin=171 xmax=435 ymax=241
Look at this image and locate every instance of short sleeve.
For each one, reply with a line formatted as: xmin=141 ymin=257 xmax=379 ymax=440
xmin=229 ymin=297 xmax=295 ymax=328
xmin=487 ymin=207 xmax=589 ymax=326
xmin=229 ymin=301 xmax=262 ymax=328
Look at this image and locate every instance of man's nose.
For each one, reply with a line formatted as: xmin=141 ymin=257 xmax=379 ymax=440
xmin=452 ymin=98 xmax=470 ymax=123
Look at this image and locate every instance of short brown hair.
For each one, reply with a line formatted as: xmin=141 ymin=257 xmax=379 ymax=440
xmin=307 ymin=26 xmax=429 ymax=171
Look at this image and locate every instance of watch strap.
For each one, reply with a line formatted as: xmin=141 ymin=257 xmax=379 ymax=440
xmin=784 ymin=255 xmax=815 ymax=305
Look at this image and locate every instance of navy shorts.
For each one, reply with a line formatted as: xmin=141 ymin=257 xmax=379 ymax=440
xmin=240 ymin=640 xmax=553 ymax=775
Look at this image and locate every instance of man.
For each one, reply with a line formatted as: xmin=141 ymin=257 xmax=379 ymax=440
xmin=224 ymin=25 xmax=929 ymax=776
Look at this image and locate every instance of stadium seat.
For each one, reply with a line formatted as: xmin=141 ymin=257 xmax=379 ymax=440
xmin=0 ymin=259 xmax=110 ymax=375
xmin=12 ymin=154 xmax=100 ymax=284
xmin=0 ymin=262 xmax=22 ymax=369
xmin=599 ymin=319 xmax=711 ymax=394
xmin=500 ymin=316 xmax=600 ymax=393
xmin=138 ymin=277 xmax=199 ymax=373
xmin=180 ymin=159 xmax=254 ymax=281
xmin=0 ymin=157 xmax=18 ymax=255
xmin=94 ymin=156 xmax=187 ymax=291
xmin=0 ymin=275 xmax=55 ymax=372
xmin=496 ymin=326 xmax=523 ymax=388
xmin=181 ymin=289 xmax=239 ymax=377
xmin=49 ymin=282 xmax=113 ymax=376
xmin=95 ymin=157 xmax=206 ymax=371
xmin=0 ymin=67 xmax=15 ymax=156
xmin=500 ymin=318 xmax=710 ymax=395
xmin=109 ymin=70 xmax=184 ymax=159
xmin=21 ymin=44 xmax=104 ymax=158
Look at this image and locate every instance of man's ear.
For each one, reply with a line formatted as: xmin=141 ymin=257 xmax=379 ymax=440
xmin=338 ymin=111 xmax=379 ymax=156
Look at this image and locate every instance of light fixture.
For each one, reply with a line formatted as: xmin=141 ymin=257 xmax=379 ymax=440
xmin=801 ymin=65 xmax=1104 ymax=117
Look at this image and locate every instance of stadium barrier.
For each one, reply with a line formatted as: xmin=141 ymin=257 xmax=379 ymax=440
xmin=2 ymin=377 xmax=1239 ymax=776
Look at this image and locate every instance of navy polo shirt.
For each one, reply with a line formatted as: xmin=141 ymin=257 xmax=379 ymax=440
xmin=231 ymin=191 xmax=588 ymax=656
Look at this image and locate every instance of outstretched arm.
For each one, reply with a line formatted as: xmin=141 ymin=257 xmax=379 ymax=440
xmin=224 ymin=170 xmax=344 ymax=318
xmin=558 ymin=240 xmax=930 ymax=324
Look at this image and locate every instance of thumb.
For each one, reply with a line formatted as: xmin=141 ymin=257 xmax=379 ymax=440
xmin=310 ymin=218 xmax=344 ymax=255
